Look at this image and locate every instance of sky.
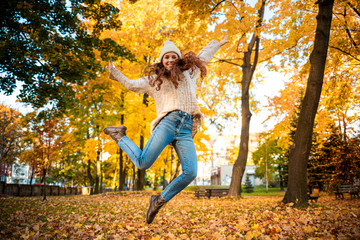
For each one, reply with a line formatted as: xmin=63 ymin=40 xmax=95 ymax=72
xmin=1 ymin=85 xmax=31 ymax=114
xmin=206 ymin=68 xmax=286 ymax=135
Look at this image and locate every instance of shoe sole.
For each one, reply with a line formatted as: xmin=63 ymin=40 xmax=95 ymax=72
xmin=103 ymin=127 xmax=126 ymax=135
xmin=103 ymin=127 xmax=113 ymax=135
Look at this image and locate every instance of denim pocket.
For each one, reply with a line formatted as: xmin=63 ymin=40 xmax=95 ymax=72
xmin=183 ymin=119 xmax=193 ymax=131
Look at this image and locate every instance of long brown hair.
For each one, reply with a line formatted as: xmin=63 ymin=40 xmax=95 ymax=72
xmin=143 ymin=51 xmax=207 ymax=91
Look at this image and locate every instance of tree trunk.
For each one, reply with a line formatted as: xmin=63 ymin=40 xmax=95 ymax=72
xmin=100 ymin=161 xmax=103 ymax=193
xmin=170 ymin=147 xmax=173 ymax=181
xmin=283 ymin=0 xmax=334 ymax=205
xmin=42 ymin=168 xmax=47 ymax=201
xmin=153 ymin=171 xmax=159 ymax=190
xmin=29 ymin=165 xmax=34 ymax=196
xmin=87 ymin=159 xmax=94 ymax=194
xmin=162 ymin=167 xmax=167 ymax=189
xmin=228 ymin=0 xmax=265 ymax=197
xmin=118 ymin=148 xmax=126 ymax=190
xmin=95 ymin=124 xmax=102 ymax=194
xmin=112 ymin=168 xmax=117 ymax=191
xmin=137 ymin=93 xmax=149 ymax=190
xmin=95 ymin=149 xmax=101 ymax=194
xmin=137 ymin=170 xmax=145 ymax=190
xmin=279 ymin=165 xmax=284 ymax=191
xmin=118 ymin=92 xmax=126 ymax=191
xmin=137 ymin=135 xmax=146 ymax=190
xmin=132 ymin=163 xmax=136 ymax=190
xmin=228 ymin=64 xmax=251 ymax=197
xmin=170 ymin=147 xmax=180 ymax=183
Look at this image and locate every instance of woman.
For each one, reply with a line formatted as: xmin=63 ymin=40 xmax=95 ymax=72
xmin=104 ymin=33 xmax=229 ymax=224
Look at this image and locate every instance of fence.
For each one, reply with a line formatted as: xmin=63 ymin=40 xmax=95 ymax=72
xmin=0 ymin=182 xmax=89 ymax=197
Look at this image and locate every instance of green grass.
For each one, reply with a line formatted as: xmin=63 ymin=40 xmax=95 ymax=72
xmin=184 ymin=185 xmax=230 ymax=191
xmin=185 ymin=185 xmax=285 ymax=196
xmin=242 ymin=186 xmax=285 ymax=196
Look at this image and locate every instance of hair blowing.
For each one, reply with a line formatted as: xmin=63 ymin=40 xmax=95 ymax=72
xmin=143 ymin=51 xmax=207 ymax=91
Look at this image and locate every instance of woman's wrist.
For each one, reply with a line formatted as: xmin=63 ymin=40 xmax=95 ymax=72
xmin=220 ymin=31 xmax=230 ymax=46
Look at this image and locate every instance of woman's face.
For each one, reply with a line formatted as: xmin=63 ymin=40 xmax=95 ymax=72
xmin=162 ymin=52 xmax=179 ymax=71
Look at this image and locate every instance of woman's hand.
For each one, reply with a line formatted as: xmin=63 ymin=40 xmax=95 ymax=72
xmin=220 ymin=31 xmax=230 ymax=46
xmin=108 ymin=59 xmax=113 ymax=74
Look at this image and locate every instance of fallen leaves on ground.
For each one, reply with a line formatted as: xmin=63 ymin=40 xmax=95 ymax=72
xmin=0 ymin=192 xmax=359 ymax=239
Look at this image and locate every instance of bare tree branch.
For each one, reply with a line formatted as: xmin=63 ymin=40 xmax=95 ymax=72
xmin=214 ymin=58 xmax=242 ymax=67
xmin=329 ymin=45 xmax=360 ymax=62
xmin=210 ymin=0 xmax=227 ymax=13
xmin=228 ymin=1 xmax=244 ymax=21
xmin=260 ymin=41 xmax=299 ymax=63
xmin=348 ymin=2 xmax=360 ymax=17
xmin=236 ymin=33 xmax=247 ymax=53
xmin=345 ymin=28 xmax=358 ymax=48
xmin=343 ymin=6 xmax=358 ymax=48
xmin=212 ymin=57 xmax=244 ymax=61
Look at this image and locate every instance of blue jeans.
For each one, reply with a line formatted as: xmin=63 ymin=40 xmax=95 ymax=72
xmin=118 ymin=110 xmax=197 ymax=202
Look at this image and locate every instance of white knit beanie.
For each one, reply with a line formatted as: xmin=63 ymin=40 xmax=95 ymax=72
xmin=159 ymin=40 xmax=182 ymax=62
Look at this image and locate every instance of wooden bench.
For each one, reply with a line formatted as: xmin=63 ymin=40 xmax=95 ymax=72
xmin=195 ymin=190 xmax=208 ymax=198
xmin=195 ymin=188 xmax=229 ymax=199
xmin=334 ymin=185 xmax=360 ymax=199
xmin=308 ymin=195 xmax=319 ymax=203
xmin=308 ymin=188 xmax=319 ymax=203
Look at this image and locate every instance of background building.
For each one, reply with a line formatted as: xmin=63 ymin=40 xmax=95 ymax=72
xmin=211 ymin=165 xmax=262 ymax=186
xmin=194 ymin=133 xmax=263 ymax=186
xmin=0 ymin=161 xmax=34 ymax=184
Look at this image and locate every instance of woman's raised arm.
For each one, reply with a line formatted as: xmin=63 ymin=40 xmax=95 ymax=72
xmin=220 ymin=31 xmax=230 ymax=46
xmin=108 ymin=59 xmax=150 ymax=94
xmin=197 ymin=31 xmax=229 ymax=63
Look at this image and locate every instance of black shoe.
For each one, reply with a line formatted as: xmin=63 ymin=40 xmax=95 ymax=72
xmin=103 ymin=126 xmax=127 ymax=143
xmin=146 ymin=195 xmax=166 ymax=224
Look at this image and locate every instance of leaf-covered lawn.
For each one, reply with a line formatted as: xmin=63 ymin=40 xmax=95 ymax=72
xmin=0 ymin=192 xmax=359 ymax=239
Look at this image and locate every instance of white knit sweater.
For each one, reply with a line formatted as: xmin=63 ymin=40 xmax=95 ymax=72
xmin=109 ymin=40 xmax=222 ymax=137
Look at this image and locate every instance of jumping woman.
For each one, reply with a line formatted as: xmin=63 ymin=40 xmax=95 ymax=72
xmin=104 ymin=32 xmax=229 ymax=224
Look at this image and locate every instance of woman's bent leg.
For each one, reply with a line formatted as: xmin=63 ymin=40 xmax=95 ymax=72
xmin=118 ymin=121 xmax=175 ymax=170
xmin=161 ymin=134 xmax=197 ymax=202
